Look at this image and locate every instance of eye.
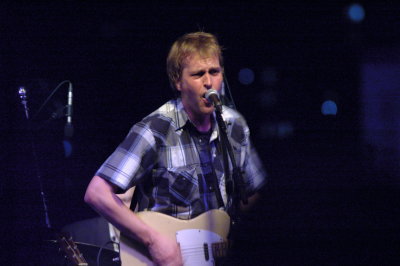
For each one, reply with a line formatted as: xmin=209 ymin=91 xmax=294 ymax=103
xmin=210 ymin=69 xmax=221 ymax=75
xmin=192 ymin=71 xmax=205 ymax=77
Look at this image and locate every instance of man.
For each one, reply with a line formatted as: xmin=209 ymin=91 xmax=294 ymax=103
xmin=85 ymin=32 xmax=266 ymax=265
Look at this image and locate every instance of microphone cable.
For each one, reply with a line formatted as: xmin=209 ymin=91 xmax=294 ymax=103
xmin=222 ymin=72 xmax=237 ymax=110
xmin=32 ymin=80 xmax=72 ymax=120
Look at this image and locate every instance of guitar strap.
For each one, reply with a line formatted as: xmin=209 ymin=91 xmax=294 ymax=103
xmin=128 ymin=186 xmax=139 ymax=212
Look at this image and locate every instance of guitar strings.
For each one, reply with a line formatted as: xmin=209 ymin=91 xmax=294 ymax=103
xmin=180 ymin=246 xmax=207 ymax=255
xmin=180 ymin=243 xmax=226 ymax=251
xmin=180 ymin=243 xmax=228 ymax=258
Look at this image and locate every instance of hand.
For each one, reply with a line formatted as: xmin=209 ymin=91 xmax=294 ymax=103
xmin=148 ymin=231 xmax=183 ymax=266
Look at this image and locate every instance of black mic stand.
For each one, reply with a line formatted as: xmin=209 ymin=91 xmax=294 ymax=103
xmin=19 ymin=87 xmax=52 ymax=229
xmin=214 ymin=106 xmax=248 ymax=214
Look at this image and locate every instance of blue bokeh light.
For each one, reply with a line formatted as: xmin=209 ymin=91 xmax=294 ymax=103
xmin=321 ymin=100 xmax=338 ymax=116
xmin=259 ymin=121 xmax=294 ymax=139
xmin=63 ymin=140 xmax=73 ymax=158
xmin=347 ymin=3 xmax=365 ymax=23
xmin=238 ymin=68 xmax=255 ymax=85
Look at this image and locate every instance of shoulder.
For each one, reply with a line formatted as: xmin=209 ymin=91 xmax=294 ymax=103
xmin=137 ymin=100 xmax=179 ymax=134
xmin=222 ymin=105 xmax=248 ymax=129
xmin=221 ymin=106 xmax=251 ymax=143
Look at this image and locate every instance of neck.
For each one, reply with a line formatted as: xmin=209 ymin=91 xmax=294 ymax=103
xmin=188 ymin=113 xmax=212 ymax=133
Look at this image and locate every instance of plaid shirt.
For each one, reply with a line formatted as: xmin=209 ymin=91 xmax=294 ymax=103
xmin=96 ymin=98 xmax=266 ymax=219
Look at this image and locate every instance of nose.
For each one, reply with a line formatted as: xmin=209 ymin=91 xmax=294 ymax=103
xmin=203 ymin=73 xmax=212 ymax=89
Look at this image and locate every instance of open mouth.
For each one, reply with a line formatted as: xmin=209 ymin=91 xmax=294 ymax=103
xmin=202 ymin=94 xmax=212 ymax=106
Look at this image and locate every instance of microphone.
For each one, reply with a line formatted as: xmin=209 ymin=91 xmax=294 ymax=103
xmin=205 ymin=89 xmax=222 ymax=113
xmin=18 ymin=87 xmax=30 ymax=119
xmin=64 ymin=82 xmax=73 ymax=137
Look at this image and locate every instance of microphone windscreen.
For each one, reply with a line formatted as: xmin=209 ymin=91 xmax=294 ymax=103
xmin=205 ymin=89 xmax=219 ymax=100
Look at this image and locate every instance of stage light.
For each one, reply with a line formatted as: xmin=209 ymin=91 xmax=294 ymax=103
xmin=238 ymin=68 xmax=255 ymax=85
xmin=347 ymin=3 xmax=365 ymax=23
xmin=258 ymin=121 xmax=294 ymax=139
xmin=277 ymin=121 xmax=294 ymax=138
xmin=258 ymin=90 xmax=277 ymax=107
xmin=261 ymin=67 xmax=278 ymax=86
xmin=321 ymin=100 xmax=338 ymax=116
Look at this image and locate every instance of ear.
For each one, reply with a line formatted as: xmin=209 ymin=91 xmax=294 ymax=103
xmin=175 ymin=81 xmax=182 ymax=92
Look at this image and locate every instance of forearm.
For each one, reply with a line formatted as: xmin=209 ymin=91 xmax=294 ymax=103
xmin=85 ymin=176 xmax=182 ymax=265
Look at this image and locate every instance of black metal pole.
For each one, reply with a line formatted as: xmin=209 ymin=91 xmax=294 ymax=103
xmin=18 ymin=87 xmax=52 ymax=229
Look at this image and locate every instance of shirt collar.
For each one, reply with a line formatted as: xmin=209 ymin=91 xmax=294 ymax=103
xmin=174 ymin=98 xmax=219 ymax=142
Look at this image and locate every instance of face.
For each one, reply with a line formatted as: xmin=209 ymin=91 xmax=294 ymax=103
xmin=175 ymin=53 xmax=223 ymax=123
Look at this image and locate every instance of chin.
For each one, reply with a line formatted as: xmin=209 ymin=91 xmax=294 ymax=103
xmin=203 ymin=108 xmax=215 ymax=115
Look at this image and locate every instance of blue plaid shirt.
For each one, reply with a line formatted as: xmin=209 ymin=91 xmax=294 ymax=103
xmin=96 ymin=98 xmax=266 ymax=219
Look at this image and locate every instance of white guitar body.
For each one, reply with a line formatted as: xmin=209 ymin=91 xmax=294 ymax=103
xmin=119 ymin=209 xmax=231 ymax=266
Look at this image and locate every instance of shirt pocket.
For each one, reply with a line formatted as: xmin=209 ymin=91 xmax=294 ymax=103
xmin=166 ymin=165 xmax=199 ymax=206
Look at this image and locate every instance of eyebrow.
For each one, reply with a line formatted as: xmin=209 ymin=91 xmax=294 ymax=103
xmin=190 ymin=67 xmax=222 ymax=73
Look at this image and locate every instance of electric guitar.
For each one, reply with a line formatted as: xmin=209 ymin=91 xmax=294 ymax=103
xmin=119 ymin=209 xmax=231 ymax=266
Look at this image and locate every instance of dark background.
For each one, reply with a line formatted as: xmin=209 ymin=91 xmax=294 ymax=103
xmin=1 ymin=2 xmax=399 ymax=265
